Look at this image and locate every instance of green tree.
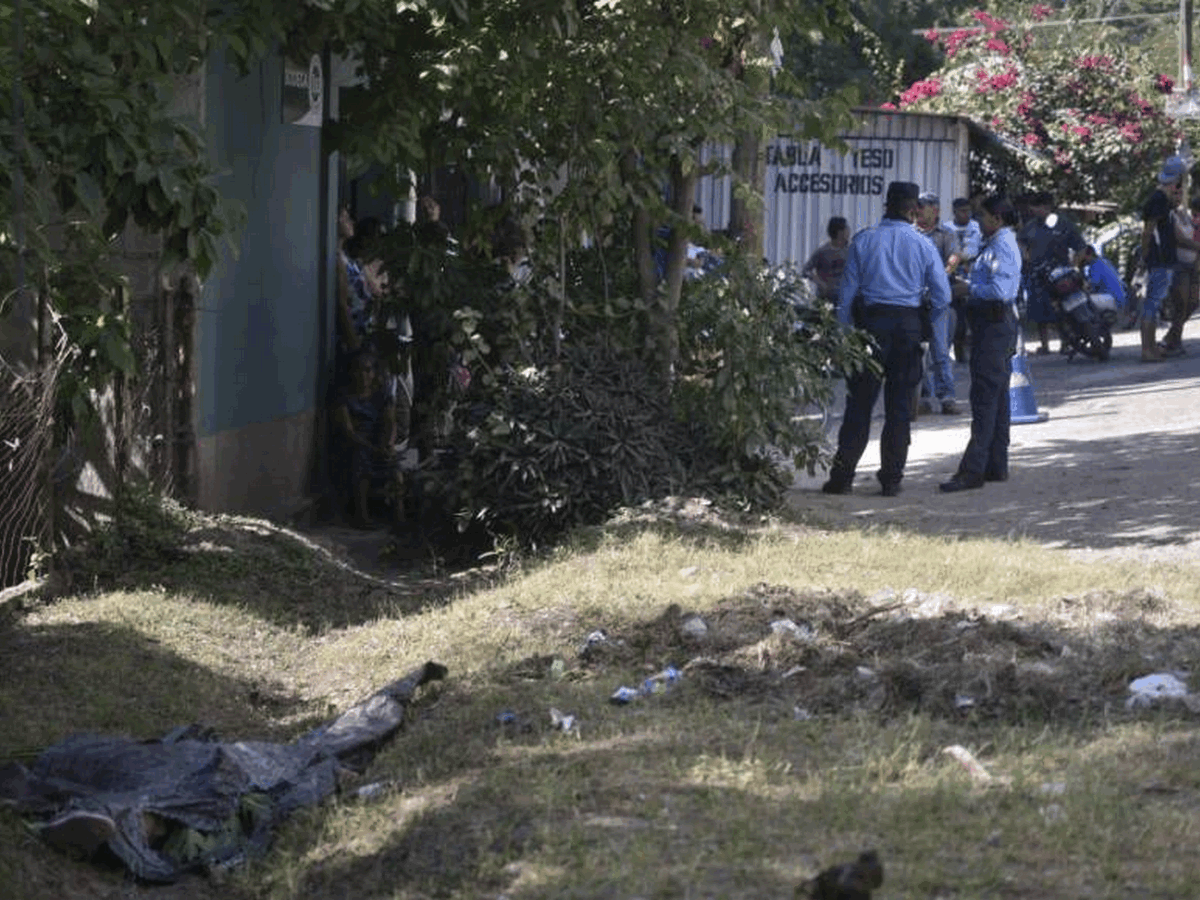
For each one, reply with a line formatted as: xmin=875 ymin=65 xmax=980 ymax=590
xmin=781 ymin=0 xmax=979 ymax=106
xmin=328 ymin=0 xmax=864 ymax=379
xmin=2 ymin=0 xmax=882 ymax=557
xmin=885 ymin=3 xmax=1181 ymax=212
xmin=0 ymin=0 xmax=321 ymax=383
xmin=316 ymin=0 xmax=880 ymax=540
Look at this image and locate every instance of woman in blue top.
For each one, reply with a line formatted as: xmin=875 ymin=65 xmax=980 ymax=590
xmin=941 ymin=195 xmax=1022 ymax=492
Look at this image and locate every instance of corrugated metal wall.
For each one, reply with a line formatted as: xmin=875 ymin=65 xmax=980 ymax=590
xmin=694 ymin=143 xmax=732 ymax=233
xmin=695 ymin=109 xmax=969 ymax=267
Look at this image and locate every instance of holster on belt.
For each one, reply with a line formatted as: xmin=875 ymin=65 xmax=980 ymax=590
xmin=974 ymin=300 xmax=1008 ymax=323
xmin=919 ymin=295 xmax=933 ymax=342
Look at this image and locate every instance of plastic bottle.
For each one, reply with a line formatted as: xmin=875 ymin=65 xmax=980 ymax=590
xmin=640 ymin=666 xmax=681 ymax=696
xmin=609 ymin=686 xmax=640 ymax=705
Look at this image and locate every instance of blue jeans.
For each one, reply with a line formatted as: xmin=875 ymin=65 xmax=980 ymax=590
xmin=956 ymin=304 xmax=1018 ymax=479
xmin=1144 ymin=267 xmax=1175 ymax=323
xmin=830 ymin=306 xmax=924 ymax=487
xmin=921 ymin=305 xmax=955 ymax=402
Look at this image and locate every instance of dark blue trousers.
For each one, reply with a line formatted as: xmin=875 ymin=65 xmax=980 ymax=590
xmin=829 ymin=306 xmax=924 ymax=488
xmin=957 ymin=304 xmax=1018 ymax=478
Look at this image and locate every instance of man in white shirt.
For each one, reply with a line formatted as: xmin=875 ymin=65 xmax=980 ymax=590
xmin=945 ymin=198 xmax=982 ymax=265
xmin=944 ymin=197 xmax=982 ymax=362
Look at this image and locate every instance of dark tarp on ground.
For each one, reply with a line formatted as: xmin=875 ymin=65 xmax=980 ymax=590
xmin=0 ymin=661 xmax=447 ymax=881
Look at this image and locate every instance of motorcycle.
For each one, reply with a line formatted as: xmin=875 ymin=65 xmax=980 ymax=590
xmin=1041 ymin=263 xmax=1118 ymax=361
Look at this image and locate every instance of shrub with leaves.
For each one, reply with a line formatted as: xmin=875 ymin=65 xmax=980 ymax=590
xmin=59 ymin=484 xmax=193 ymax=586
xmin=412 ymin=251 xmax=872 ymax=551
xmin=675 ymin=256 xmax=874 ymax=499
xmin=424 ymin=340 xmax=684 ymax=550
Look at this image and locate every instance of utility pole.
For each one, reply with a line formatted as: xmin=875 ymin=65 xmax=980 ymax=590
xmin=1176 ymin=0 xmax=1197 ymax=163
xmin=1182 ymin=0 xmax=1194 ymax=93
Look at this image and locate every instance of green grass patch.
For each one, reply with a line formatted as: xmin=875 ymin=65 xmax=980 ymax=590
xmin=3 ymin=504 xmax=1200 ymax=898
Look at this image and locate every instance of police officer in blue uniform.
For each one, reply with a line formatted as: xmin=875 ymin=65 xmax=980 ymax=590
xmin=822 ymin=181 xmax=952 ymax=497
xmin=940 ymin=194 xmax=1022 ymax=492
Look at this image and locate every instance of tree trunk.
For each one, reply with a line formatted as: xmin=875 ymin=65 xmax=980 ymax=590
xmin=624 ymin=149 xmax=697 ymax=387
xmin=655 ymin=158 xmax=697 ymax=384
xmin=730 ymin=128 xmax=764 ymax=260
xmin=625 ymin=150 xmax=660 ymax=307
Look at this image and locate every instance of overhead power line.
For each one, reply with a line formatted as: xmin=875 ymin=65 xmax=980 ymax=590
xmin=915 ymin=12 xmax=1177 ymax=36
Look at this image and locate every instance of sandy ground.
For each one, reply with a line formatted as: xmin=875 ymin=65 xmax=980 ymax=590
xmin=788 ymin=327 xmax=1200 ymax=566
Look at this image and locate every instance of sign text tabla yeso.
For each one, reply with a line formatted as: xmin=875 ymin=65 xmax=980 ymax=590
xmin=767 ymin=142 xmax=893 ymax=196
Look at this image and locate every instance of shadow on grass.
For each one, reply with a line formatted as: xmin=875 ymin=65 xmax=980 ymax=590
xmin=288 ymin=743 xmax=814 ymax=900
xmin=51 ymin=515 xmax=496 ymax=634
xmin=0 ymin=619 xmax=319 ymax=756
xmin=53 ymin=499 xmax=764 ymax=636
xmin=8 ymin=580 xmax=1200 ymax=897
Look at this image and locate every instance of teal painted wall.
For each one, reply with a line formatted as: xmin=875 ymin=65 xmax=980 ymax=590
xmin=197 ymin=49 xmax=327 ymax=438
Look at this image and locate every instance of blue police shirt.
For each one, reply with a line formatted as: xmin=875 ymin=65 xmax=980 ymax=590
xmin=968 ymin=226 xmax=1021 ymax=304
xmin=1084 ymin=256 xmax=1127 ymax=308
xmin=837 ymin=218 xmax=951 ymax=326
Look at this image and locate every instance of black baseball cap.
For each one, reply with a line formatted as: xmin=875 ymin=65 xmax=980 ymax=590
xmin=886 ymin=181 xmax=920 ymax=204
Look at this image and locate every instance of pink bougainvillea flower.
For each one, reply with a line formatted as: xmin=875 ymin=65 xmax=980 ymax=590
xmin=1157 ymin=74 xmax=1175 ymax=94
xmin=1030 ymin=3 xmax=1054 ymax=21
xmin=973 ymin=10 xmax=1008 ymax=33
xmin=989 ymin=67 xmax=1018 ymax=91
xmin=1023 ymin=132 xmax=1043 ymax=147
xmin=880 ymin=102 xmax=898 ymax=110
xmin=1131 ymin=94 xmax=1155 ymax=115
xmin=898 ymin=77 xmax=942 ymax=107
xmin=1120 ymin=122 xmax=1143 ymax=143
xmin=985 ymin=38 xmax=1010 ymax=54
xmin=943 ymin=28 xmax=982 ymax=57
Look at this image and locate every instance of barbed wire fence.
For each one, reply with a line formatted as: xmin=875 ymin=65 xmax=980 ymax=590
xmin=0 ymin=324 xmax=72 ymax=590
xmin=0 ymin=263 xmax=197 ymax=594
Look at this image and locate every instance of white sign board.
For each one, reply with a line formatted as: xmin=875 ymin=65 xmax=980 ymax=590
xmin=283 ymin=54 xmax=324 ymax=127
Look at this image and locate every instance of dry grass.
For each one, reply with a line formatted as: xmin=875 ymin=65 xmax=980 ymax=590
xmin=4 ymin=500 xmax=1200 ymax=899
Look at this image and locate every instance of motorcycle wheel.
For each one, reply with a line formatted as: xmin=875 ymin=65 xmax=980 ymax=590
xmin=1058 ymin=316 xmax=1081 ymax=361
xmin=1089 ymin=328 xmax=1113 ymax=361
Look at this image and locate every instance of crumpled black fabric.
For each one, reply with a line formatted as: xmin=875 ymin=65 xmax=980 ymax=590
xmin=0 ymin=661 xmax=446 ymax=881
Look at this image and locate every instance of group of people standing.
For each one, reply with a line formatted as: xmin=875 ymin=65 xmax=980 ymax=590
xmin=913 ymin=192 xmax=978 ymax=415
xmin=1138 ymin=155 xmax=1200 ymax=362
xmin=815 ymin=181 xmax=1022 ymax=497
xmin=813 ymin=152 xmax=1200 ymax=499
xmin=330 ymin=197 xmax=454 ymax=529
xmin=1019 ymin=163 xmax=1200 ymax=364
xmin=803 ymin=195 xmax=980 ymax=418
xmin=332 ymin=205 xmax=412 ymax=529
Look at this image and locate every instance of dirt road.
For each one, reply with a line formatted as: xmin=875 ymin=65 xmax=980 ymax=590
xmin=788 ymin=328 xmax=1200 ymax=565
